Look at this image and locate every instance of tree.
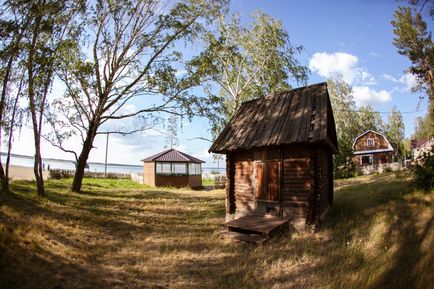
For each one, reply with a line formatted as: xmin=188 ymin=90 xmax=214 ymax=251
xmin=47 ymin=0 xmax=226 ymax=193
xmin=0 ymin=9 xmax=26 ymax=193
xmin=358 ymin=105 xmax=385 ymax=133
xmin=385 ymin=106 xmax=405 ymax=160
xmin=188 ymin=10 xmax=309 ymax=138
xmin=327 ymin=76 xmax=360 ymax=178
xmin=413 ymin=114 xmax=432 ymax=138
xmin=392 ymin=5 xmax=434 ymax=136
xmin=164 ymin=114 xmax=180 ymax=149
xmin=18 ymin=0 xmax=84 ymax=196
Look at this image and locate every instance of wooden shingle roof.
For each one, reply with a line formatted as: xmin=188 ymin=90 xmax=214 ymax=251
xmin=209 ymin=82 xmax=338 ymax=154
xmin=141 ymin=148 xmax=205 ymax=163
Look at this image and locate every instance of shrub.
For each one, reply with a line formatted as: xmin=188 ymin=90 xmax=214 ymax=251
xmin=384 ymin=167 xmax=393 ymax=173
xmin=412 ymin=146 xmax=434 ymax=192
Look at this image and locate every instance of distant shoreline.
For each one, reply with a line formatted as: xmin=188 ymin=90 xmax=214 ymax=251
xmin=0 ymin=152 xmax=142 ymax=168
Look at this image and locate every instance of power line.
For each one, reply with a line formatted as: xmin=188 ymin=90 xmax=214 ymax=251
xmin=333 ymin=106 xmax=428 ymax=114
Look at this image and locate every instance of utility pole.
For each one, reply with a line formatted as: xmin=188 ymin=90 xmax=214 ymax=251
xmin=104 ymin=132 xmax=109 ymax=176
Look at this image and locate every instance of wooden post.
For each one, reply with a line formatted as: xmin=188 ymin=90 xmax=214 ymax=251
xmin=104 ymin=132 xmax=109 ymax=177
xmin=226 ymin=154 xmax=236 ymax=218
xmin=279 ymin=148 xmax=284 ymax=217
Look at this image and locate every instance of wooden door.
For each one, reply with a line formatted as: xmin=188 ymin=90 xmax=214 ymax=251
xmin=255 ymin=160 xmax=281 ymax=215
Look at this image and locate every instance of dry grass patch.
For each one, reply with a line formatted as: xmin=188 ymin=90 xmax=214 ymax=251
xmin=0 ymin=174 xmax=432 ymax=289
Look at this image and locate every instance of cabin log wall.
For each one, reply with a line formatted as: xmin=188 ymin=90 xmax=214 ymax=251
xmin=226 ymin=146 xmax=334 ymax=224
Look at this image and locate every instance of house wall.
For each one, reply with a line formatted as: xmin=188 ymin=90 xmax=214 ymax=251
xmin=155 ymin=175 xmax=190 ymax=187
xmin=226 ymin=145 xmax=333 ymax=224
xmin=281 ymin=149 xmax=312 ymax=220
xmin=354 ymin=131 xmax=390 ymax=151
xmin=352 ymin=151 xmax=394 ymax=166
xmin=311 ymin=149 xmax=332 ymax=224
xmin=154 ymin=174 xmax=202 ymax=188
xmin=143 ymin=162 xmax=155 ymax=186
xmin=188 ymin=175 xmax=202 ymax=187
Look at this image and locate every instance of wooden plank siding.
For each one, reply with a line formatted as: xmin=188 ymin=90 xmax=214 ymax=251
xmin=353 ymin=130 xmax=392 ymax=151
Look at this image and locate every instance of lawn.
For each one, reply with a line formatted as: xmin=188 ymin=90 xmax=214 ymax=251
xmin=0 ymin=174 xmax=432 ymax=289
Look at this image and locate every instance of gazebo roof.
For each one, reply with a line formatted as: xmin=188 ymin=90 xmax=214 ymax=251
xmin=141 ymin=148 xmax=205 ymax=163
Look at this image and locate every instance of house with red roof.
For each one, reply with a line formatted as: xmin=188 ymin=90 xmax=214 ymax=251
xmin=141 ymin=148 xmax=204 ymax=188
xmin=352 ymin=130 xmax=394 ymax=166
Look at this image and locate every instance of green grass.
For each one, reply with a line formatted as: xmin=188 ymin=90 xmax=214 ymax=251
xmin=0 ymin=174 xmax=432 ymax=289
xmin=202 ymin=178 xmax=215 ymax=186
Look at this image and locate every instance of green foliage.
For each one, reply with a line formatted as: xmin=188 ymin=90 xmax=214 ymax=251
xmin=412 ymin=114 xmax=433 ymax=139
xmin=327 ymin=76 xmax=359 ymax=179
xmin=188 ymin=10 xmax=308 ymax=138
xmin=392 ymin=6 xmax=434 ymax=98
xmin=164 ymin=114 xmax=180 ymax=149
xmin=358 ymin=105 xmax=385 ymax=133
xmin=385 ymin=106 xmax=405 ymax=160
xmin=412 ymin=146 xmax=434 ymax=191
xmin=391 ymin=4 xmax=434 ymax=137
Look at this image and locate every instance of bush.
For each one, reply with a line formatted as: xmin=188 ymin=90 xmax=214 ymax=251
xmin=384 ymin=167 xmax=393 ymax=173
xmin=412 ymin=146 xmax=434 ymax=192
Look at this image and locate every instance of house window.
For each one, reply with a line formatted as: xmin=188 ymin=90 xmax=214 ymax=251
xmin=361 ymin=155 xmax=372 ymax=165
xmin=367 ymin=138 xmax=375 ymax=147
xmin=255 ymin=161 xmax=280 ymax=201
xmin=173 ymin=163 xmax=187 ymax=174
xmin=155 ymin=162 xmax=189 ymax=175
xmin=162 ymin=163 xmax=171 ymax=173
xmin=189 ymin=163 xmax=201 ymax=175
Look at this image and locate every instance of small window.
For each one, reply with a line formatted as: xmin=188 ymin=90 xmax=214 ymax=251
xmin=361 ymin=155 xmax=372 ymax=165
xmin=367 ymin=138 xmax=375 ymax=147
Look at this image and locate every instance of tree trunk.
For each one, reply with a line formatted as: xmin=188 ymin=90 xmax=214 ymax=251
xmin=5 ymin=78 xmax=22 ymax=187
xmin=71 ymin=120 xmax=99 ymax=193
xmin=0 ymin=48 xmax=16 ymax=194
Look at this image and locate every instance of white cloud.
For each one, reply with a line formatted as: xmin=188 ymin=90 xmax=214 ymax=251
xmin=399 ymin=73 xmax=417 ymax=91
xmin=353 ymin=86 xmax=392 ymax=106
xmin=309 ymin=52 xmax=376 ymax=85
xmin=369 ymin=51 xmax=379 ymax=57
xmin=382 ymin=73 xmax=398 ymax=82
xmin=382 ymin=72 xmax=418 ymax=92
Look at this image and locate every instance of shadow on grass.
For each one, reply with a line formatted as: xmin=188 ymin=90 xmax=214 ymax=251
xmin=1 ymin=175 xmax=432 ymax=289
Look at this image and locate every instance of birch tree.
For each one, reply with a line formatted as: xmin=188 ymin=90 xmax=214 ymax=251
xmin=327 ymin=76 xmax=360 ymax=178
xmin=47 ymin=0 xmax=226 ymax=193
xmin=188 ymin=10 xmax=309 ymax=137
xmin=385 ymin=106 xmax=405 ymax=160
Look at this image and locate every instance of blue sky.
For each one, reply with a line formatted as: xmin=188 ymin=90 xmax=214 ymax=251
xmin=10 ymin=0 xmax=432 ymax=168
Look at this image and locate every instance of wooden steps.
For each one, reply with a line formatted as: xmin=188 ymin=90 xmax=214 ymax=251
xmin=220 ymin=231 xmax=269 ymax=245
xmin=221 ymin=214 xmax=289 ymax=244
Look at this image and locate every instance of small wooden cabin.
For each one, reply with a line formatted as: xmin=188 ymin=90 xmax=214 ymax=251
xmin=210 ymin=82 xmax=338 ymax=227
xmin=352 ymin=130 xmax=394 ymax=166
xmin=141 ymin=148 xmax=204 ymax=188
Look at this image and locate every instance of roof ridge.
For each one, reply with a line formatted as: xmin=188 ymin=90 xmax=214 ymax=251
xmin=141 ymin=148 xmax=205 ymax=163
xmin=240 ymin=82 xmax=327 ymax=106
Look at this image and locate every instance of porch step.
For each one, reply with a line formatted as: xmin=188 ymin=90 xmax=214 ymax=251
xmin=223 ymin=214 xmax=290 ymax=244
xmin=220 ymin=231 xmax=269 ymax=244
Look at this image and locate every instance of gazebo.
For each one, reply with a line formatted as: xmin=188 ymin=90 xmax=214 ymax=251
xmin=141 ymin=148 xmax=204 ymax=188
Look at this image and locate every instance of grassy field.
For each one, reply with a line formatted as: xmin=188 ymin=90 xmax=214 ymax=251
xmin=0 ymin=174 xmax=432 ymax=289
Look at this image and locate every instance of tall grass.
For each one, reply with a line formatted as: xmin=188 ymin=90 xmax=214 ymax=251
xmin=0 ymin=174 xmax=432 ymax=289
